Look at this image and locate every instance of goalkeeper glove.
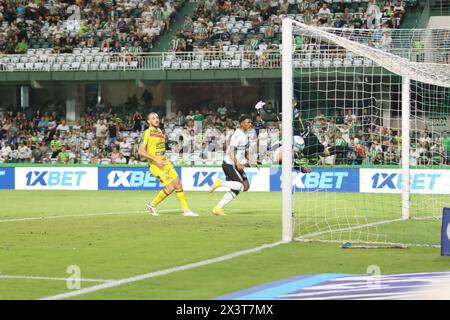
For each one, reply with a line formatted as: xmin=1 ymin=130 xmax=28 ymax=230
xmin=254 ymin=100 xmax=265 ymax=110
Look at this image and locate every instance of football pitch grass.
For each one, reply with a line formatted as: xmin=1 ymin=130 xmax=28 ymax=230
xmin=0 ymin=190 xmax=448 ymax=300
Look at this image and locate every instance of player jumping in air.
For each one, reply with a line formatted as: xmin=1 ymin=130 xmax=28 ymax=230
xmin=208 ymin=115 xmax=259 ymax=216
xmin=138 ymin=112 xmax=198 ymax=217
xmin=255 ymin=100 xmax=341 ymax=171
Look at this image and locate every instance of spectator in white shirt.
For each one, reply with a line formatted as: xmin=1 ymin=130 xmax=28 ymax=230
xmin=115 ymin=153 xmax=127 ymax=164
xmin=119 ymin=138 xmax=132 ymax=163
xmin=0 ymin=143 xmax=12 ymax=162
xmin=56 ymin=119 xmax=70 ymax=137
xmin=318 ymin=3 xmax=331 ymax=24
xmin=17 ymin=143 xmax=31 ymax=163
xmin=94 ymin=120 xmax=108 ymax=145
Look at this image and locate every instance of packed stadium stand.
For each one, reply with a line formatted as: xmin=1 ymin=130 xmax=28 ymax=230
xmin=1 ymin=101 xmax=449 ymax=167
xmin=0 ymin=0 xmax=427 ymax=72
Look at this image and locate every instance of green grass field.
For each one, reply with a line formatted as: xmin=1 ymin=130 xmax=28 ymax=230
xmin=0 ymin=190 xmax=448 ymax=300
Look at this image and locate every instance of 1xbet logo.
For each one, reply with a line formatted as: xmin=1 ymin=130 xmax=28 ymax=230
xmin=192 ymin=171 xmax=257 ymax=187
xmin=25 ymin=171 xmax=87 ymax=186
xmin=107 ymin=170 xmax=161 ymax=188
xmin=371 ymin=173 xmax=440 ymax=190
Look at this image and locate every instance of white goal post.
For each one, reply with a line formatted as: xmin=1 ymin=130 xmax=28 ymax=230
xmin=281 ymin=18 xmax=450 ymax=245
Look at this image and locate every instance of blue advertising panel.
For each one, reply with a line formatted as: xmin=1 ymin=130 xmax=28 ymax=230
xmin=181 ymin=167 xmax=270 ymax=191
xmin=269 ymin=167 xmax=360 ymax=192
xmin=442 ymin=208 xmax=450 ymax=256
xmin=98 ymin=167 xmax=181 ymax=190
xmin=360 ymin=169 xmax=450 ymax=194
xmin=15 ymin=167 xmax=98 ymax=190
xmin=0 ymin=167 xmax=14 ymax=189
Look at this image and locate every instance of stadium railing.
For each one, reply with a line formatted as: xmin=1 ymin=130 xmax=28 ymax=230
xmin=1 ymin=28 xmax=449 ymax=72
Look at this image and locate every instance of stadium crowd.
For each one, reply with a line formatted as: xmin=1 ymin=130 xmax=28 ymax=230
xmin=0 ymin=0 xmax=183 ymax=55
xmin=1 ymin=99 xmax=449 ymax=167
xmin=170 ymin=0 xmax=410 ymax=53
xmin=0 ymin=0 xmax=413 ymax=55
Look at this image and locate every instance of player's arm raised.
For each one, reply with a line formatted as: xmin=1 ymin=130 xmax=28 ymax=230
xmin=138 ymin=142 xmax=164 ymax=167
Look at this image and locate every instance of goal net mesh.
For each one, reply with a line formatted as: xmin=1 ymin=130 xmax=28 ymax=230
xmin=289 ymin=22 xmax=450 ymax=247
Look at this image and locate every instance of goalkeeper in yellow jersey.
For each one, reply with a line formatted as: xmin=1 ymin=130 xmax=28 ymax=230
xmin=138 ymin=112 xmax=198 ymax=217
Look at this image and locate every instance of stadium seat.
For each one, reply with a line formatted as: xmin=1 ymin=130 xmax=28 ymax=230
xmin=220 ymin=61 xmax=231 ymax=68
xmin=94 ymin=55 xmax=103 ymax=63
xmin=66 ymin=55 xmax=75 ymax=63
xmin=211 ymin=60 xmax=221 ymax=68
xmin=16 ymin=63 xmax=25 ymax=70
xmin=89 ymin=63 xmax=99 ymax=70
xmin=363 ymin=59 xmax=373 ymax=66
xmin=302 ymin=60 xmax=311 ymax=68
xmin=231 ymin=59 xmax=240 ymax=68
xmin=343 ymin=58 xmax=353 ymax=67
xmin=41 ymin=63 xmax=51 ymax=71
xmin=312 ymin=59 xmax=321 ymax=68
xmin=129 ymin=61 xmax=138 ymax=69
xmin=34 ymin=62 xmax=44 ymax=70
xmin=333 ymin=58 xmax=343 ymax=67
xmin=192 ymin=60 xmax=202 ymax=69
xmin=47 ymin=55 xmax=56 ymax=63
xmin=52 ymin=63 xmax=62 ymax=71
xmin=353 ymin=58 xmax=363 ymax=66
xmin=171 ymin=62 xmax=181 ymax=70
xmin=71 ymin=62 xmax=81 ymax=70
xmin=201 ymin=61 xmax=210 ymax=69
xmin=162 ymin=60 xmax=171 ymax=69
xmin=293 ymin=60 xmax=302 ymax=68
xmin=322 ymin=59 xmax=332 ymax=68
xmin=181 ymin=61 xmax=190 ymax=69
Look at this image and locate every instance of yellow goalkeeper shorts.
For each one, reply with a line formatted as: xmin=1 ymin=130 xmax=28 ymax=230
xmin=149 ymin=161 xmax=178 ymax=187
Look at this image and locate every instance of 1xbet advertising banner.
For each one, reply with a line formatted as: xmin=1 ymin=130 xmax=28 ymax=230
xmin=269 ymin=167 xmax=360 ymax=192
xmin=360 ymin=169 xmax=450 ymax=194
xmin=182 ymin=167 xmax=270 ymax=192
xmin=98 ymin=167 xmax=181 ymax=190
xmin=0 ymin=167 xmax=14 ymax=189
xmin=15 ymin=167 xmax=98 ymax=190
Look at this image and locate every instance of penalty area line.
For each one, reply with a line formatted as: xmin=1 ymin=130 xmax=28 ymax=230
xmin=39 ymin=241 xmax=285 ymax=300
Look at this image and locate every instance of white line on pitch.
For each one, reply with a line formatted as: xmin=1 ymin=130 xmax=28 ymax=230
xmin=0 ymin=208 xmax=277 ymax=223
xmin=0 ymin=210 xmax=175 ymax=223
xmin=39 ymin=241 xmax=285 ymax=300
xmin=0 ymin=275 xmax=114 ymax=283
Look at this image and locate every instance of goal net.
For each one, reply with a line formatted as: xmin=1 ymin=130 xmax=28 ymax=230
xmin=282 ymin=20 xmax=450 ymax=247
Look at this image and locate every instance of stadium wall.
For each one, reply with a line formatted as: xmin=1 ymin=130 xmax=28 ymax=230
xmin=1 ymin=165 xmax=449 ymax=194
